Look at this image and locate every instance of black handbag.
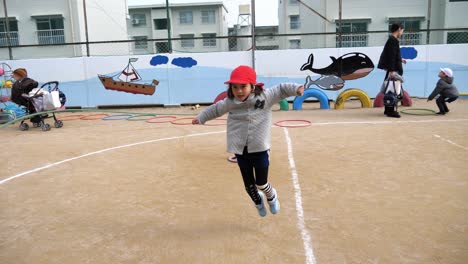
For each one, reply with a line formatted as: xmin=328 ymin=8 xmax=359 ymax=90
xmin=383 ymin=79 xmax=400 ymax=108
xmin=384 ymin=91 xmax=398 ymax=107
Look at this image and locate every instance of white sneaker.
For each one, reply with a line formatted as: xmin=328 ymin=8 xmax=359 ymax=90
xmin=255 ymin=192 xmax=267 ymax=217
xmin=268 ymin=195 xmax=280 ymax=214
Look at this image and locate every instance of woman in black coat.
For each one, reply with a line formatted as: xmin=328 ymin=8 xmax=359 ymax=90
xmin=378 ymin=23 xmax=407 ymax=118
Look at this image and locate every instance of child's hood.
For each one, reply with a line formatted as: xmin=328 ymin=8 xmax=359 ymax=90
xmin=442 ymin=76 xmax=454 ymax=84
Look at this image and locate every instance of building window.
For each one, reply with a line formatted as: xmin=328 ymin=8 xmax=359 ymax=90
xmin=201 ymin=10 xmax=216 ymax=24
xmin=133 ymin=36 xmax=148 ymax=49
xmin=155 ymin=42 xmax=170 ymax=53
xmin=290 ymin=15 xmax=300 ymax=30
xmin=202 ymin=33 xmax=216 ymax=47
xmin=35 ymin=16 xmax=65 ymax=45
xmin=337 ymin=21 xmax=368 ymax=47
xmin=0 ymin=18 xmax=19 ymax=46
xmin=289 ymin=0 xmax=299 ymax=5
xmin=154 ymin=19 xmax=168 ymax=30
xmin=289 ymin=39 xmax=301 ymax=49
xmin=449 ymin=0 xmax=468 ymax=2
xmin=447 ymin=32 xmax=468 ymax=43
xmin=389 ymin=19 xmax=421 ymax=45
xmin=132 ymin=14 xmax=147 ymax=26
xmin=180 ymin=34 xmax=194 ymax=48
xmin=179 ymin=11 xmax=193 ymax=24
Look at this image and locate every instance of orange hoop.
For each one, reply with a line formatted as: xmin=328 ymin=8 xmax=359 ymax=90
xmin=80 ymin=113 xmax=109 ymax=120
xmin=58 ymin=114 xmax=84 ymax=121
xmin=170 ymin=117 xmax=196 ymax=125
xmin=274 ymin=119 xmax=311 ymax=128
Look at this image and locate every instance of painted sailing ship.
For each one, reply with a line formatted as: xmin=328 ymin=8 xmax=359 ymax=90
xmin=98 ymin=58 xmax=159 ymax=95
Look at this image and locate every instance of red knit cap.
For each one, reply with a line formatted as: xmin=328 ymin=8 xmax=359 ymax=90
xmin=224 ymin=65 xmax=264 ymax=87
xmin=13 ymin=68 xmax=27 ymax=78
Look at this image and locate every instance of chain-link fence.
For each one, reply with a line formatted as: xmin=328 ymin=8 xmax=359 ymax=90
xmin=1 ymin=28 xmax=467 ymax=60
xmin=0 ymin=0 xmax=467 ymax=60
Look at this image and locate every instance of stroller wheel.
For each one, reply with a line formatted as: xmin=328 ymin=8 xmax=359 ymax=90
xmin=54 ymin=120 xmax=64 ymax=128
xmin=19 ymin=123 xmax=29 ymax=131
xmin=41 ymin=123 xmax=51 ymax=131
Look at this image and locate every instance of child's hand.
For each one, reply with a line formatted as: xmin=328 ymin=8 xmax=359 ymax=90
xmin=297 ymin=85 xmax=304 ymax=96
xmin=192 ymin=118 xmax=200 ymax=125
xmin=402 ymin=59 xmax=407 ymax=64
xmin=21 ymin=93 xmax=28 ymax=98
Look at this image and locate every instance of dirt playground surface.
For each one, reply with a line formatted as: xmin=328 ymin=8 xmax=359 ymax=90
xmin=1 ymin=99 xmax=467 ymax=264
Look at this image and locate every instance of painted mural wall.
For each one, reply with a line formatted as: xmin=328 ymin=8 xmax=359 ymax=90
xmin=1 ymin=44 xmax=467 ymax=107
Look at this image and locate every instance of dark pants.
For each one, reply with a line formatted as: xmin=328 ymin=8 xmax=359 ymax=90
xmin=436 ymin=96 xmax=458 ymax=114
xmin=235 ymin=147 xmax=269 ymax=205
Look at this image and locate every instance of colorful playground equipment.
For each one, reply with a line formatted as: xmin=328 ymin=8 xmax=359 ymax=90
xmin=334 ymin=88 xmax=372 ymax=109
xmin=293 ymin=88 xmax=330 ymax=110
xmin=373 ymin=90 xmax=412 ymax=107
xmin=213 ymin=91 xmax=227 ymax=104
xmin=279 ymin=99 xmax=289 ymax=110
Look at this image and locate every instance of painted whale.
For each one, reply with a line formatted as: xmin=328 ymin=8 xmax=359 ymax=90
xmin=301 ymin=52 xmax=374 ymax=80
xmin=304 ymin=75 xmax=344 ymax=91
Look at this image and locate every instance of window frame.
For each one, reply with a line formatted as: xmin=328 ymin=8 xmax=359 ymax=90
xmin=180 ymin=34 xmax=195 ymax=48
xmin=201 ymin=10 xmax=216 ymax=24
xmin=133 ymin=36 xmax=148 ymax=50
xmin=132 ymin=14 xmax=147 ymax=26
xmin=179 ymin=11 xmax=193 ymax=25
xmin=289 ymin=15 xmax=300 ymax=30
xmin=202 ymin=33 xmax=217 ymax=47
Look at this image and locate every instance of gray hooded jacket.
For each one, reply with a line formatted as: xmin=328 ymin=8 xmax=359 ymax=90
xmin=428 ymin=76 xmax=459 ymax=100
xmin=197 ymin=83 xmax=300 ymax=155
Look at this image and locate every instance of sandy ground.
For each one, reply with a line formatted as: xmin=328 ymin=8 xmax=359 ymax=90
xmin=1 ymin=99 xmax=467 ymax=264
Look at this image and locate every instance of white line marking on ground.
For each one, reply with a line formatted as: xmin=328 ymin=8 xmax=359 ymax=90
xmin=0 ymin=130 xmax=226 ymax=186
xmin=283 ymin=128 xmax=317 ymax=264
xmin=311 ymin=118 xmax=468 ymax=126
xmin=433 ymin=134 xmax=468 ymax=151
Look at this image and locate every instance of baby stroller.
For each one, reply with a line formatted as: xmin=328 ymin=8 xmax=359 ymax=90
xmin=19 ymin=81 xmax=66 ymax=131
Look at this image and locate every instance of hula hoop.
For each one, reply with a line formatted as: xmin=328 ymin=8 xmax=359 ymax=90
xmin=58 ymin=114 xmax=84 ymax=121
xmin=400 ymin=108 xmax=437 ymax=116
xmin=204 ymin=118 xmax=227 ymax=126
xmin=145 ymin=115 xmax=178 ymax=124
xmin=171 ymin=117 xmax=196 ymax=125
xmin=127 ymin=114 xmax=157 ymax=121
xmin=80 ymin=113 xmax=109 ymax=120
xmin=227 ymin=155 xmax=237 ymax=163
xmin=102 ymin=114 xmax=134 ymax=121
xmin=274 ymin=119 xmax=312 ymax=128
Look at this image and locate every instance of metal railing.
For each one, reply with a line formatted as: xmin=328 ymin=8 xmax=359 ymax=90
xmin=0 ymin=32 xmax=19 ymax=46
xmin=400 ymin=32 xmax=422 ymax=46
xmin=337 ymin=33 xmax=368 ymax=47
xmin=0 ymin=28 xmax=467 ymax=60
xmin=37 ymin=29 xmax=65 ymax=45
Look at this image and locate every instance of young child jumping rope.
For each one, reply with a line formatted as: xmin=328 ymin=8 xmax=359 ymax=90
xmin=192 ymin=65 xmax=304 ymax=217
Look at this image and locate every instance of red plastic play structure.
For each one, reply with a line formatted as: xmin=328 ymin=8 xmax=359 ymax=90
xmin=374 ymin=90 xmax=412 ymax=107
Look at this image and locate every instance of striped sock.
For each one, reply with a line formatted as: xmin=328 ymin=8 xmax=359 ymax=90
xmin=257 ymin=183 xmax=276 ymax=201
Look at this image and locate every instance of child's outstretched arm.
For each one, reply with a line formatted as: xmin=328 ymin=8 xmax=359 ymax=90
xmin=192 ymin=99 xmax=229 ymax=125
xmin=427 ymin=79 xmax=447 ymax=101
xmin=265 ymin=83 xmax=304 ymax=105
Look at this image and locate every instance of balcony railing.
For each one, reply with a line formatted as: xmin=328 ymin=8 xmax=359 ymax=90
xmin=37 ymin=29 xmax=65 ymax=45
xmin=401 ymin=32 xmax=422 ymax=45
xmin=337 ymin=33 xmax=368 ymax=47
xmin=0 ymin=32 xmax=19 ymax=46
